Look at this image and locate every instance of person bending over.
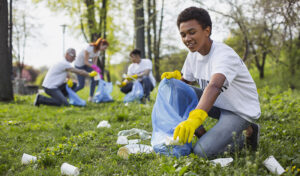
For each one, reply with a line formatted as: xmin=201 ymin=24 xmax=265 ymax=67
xmin=34 ymin=48 xmax=97 ymax=106
xmin=161 ymin=7 xmax=261 ymax=158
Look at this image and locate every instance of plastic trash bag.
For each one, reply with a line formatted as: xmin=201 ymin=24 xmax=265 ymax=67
xmin=124 ymin=80 xmax=144 ymax=103
xmin=151 ymin=78 xmax=199 ymax=157
xmin=93 ymin=79 xmax=113 ymax=103
xmin=66 ymin=85 xmax=86 ymax=106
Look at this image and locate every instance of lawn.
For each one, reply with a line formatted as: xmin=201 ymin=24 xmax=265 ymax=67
xmin=0 ymin=85 xmax=299 ymax=175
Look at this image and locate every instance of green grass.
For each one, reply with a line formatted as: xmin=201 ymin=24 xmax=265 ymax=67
xmin=0 ymin=85 xmax=299 ymax=175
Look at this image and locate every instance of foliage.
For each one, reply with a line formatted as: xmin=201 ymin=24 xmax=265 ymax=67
xmin=0 ymin=86 xmax=299 ymax=175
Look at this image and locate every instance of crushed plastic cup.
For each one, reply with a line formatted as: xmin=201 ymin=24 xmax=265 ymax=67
xmin=117 ymin=136 xmax=128 ymax=145
xmin=211 ymin=158 xmax=233 ymax=167
xmin=61 ymin=162 xmax=80 ymax=176
xmin=117 ymin=144 xmax=153 ymax=159
xmin=165 ymin=136 xmax=182 ymax=146
xmin=21 ymin=153 xmax=37 ymax=165
xmin=263 ymin=155 xmax=285 ymax=175
xmin=97 ymin=120 xmax=111 ymax=128
xmin=118 ymin=128 xmax=151 ymax=140
xmin=128 ymin=139 xmax=140 ymax=144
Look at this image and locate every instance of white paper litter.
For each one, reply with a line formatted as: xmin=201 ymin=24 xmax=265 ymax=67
xmin=263 ymin=155 xmax=285 ymax=175
xmin=165 ymin=136 xmax=183 ymax=146
xmin=61 ymin=162 xmax=80 ymax=176
xmin=97 ymin=120 xmax=111 ymax=128
xmin=21 ymin=153 xmax=37 ymax=165
xmin=211 ymin=158 xmax=233 ymax=167
xmin=117 ymin=136 xmax=128 ymax=145
xmin=117 ymin=144 xmax=153 ymax=159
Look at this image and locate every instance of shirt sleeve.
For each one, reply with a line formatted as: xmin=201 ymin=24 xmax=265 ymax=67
xmin=211 ymin=51 xmax=240 ymax=84
xmin=143 ymin=59 xmax=152 ymax=70
xmin=181 ymin=52 xmax=196 ymax=82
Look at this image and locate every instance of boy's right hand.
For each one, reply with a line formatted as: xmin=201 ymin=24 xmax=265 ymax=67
xmin=161 ymin=70 xmax=182 ymax=80
xmin=89 ymin=71 xmax=98 ymax=77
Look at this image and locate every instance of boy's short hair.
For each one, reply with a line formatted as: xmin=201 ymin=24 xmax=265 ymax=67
xmin=130 ymin=49 xmax=141 ymax=57
xmin=177 ymin=7 xmax=212 ymax=35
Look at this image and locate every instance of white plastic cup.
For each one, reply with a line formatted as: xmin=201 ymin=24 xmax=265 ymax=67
xmin=21 ymin=153 xmax=37 ymax=165
xmin=263 ymin=155 xmax=285 ymax=175
xmin=61 ymin=162 xmax=80 ymax=176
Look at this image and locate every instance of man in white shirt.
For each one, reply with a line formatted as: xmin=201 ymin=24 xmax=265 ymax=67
xmin=34 ymin=48 xmax=97 ymax=106
xmin=119 ymin=49 xmax=156 ymax=102
xmin=161 ymin=7 xmax=261 ymax=158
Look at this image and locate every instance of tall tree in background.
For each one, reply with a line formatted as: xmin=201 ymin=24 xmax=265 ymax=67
xmin=0 ymin=0 xmax=14 ymax=101
xmin=33 ymin=0 xmax=110 ymax=80
xmin=134 ymin=0 xmax=145 ymax=58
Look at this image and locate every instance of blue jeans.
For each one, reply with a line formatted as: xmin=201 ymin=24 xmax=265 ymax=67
xmin=191 ymin=87 xmax=250 ymax=158
xmin=73 ymin=65 xmax=97 ymax=97
xmin=38 ymin=83 xmax=75 ymax=106
xmin=120 ymin=76 xmax=154 ymax=99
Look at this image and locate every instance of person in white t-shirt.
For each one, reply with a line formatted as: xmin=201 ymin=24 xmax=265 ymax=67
xmin=73 ymin=38 xmax=109 ymax=101
xmin=33 ymin=48 xmax=97 ymax=106
xmin=161 ymin=7 xmax=261 ymax=158
xmin=118 ymin=49 xmax=156 ymax=102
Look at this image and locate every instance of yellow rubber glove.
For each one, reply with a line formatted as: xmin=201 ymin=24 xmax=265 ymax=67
xmin=67 ymin=79 xmax=73 ymax=88
xmin=89 ymin=71 xmax=98 ymax=77
xmin=126 ymin=74 xmax=138 ymax=81
xmin=173 ymin=109 xmax=208 ymax=144
xmin=161 ymin=70 xmax=182 ymax=80
xmin=117 ymin=81 xmax=127 ymax=88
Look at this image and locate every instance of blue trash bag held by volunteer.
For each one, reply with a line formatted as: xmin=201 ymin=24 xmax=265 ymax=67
xmin=93 ymin=79 xmax=114 ymax=103
xmin=124 ymin=80 xmax=144 ymax=103
xmin=151 ymin=78 xmax=198 ymax=157
xmin=65 ymin=85 xmax=86 ymax=106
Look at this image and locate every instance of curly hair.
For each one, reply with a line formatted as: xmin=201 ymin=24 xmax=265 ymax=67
xmin=177 ymin=7 xmax=212 ymax=35
xmin=130 ymin=49 xmax=142 ymax=57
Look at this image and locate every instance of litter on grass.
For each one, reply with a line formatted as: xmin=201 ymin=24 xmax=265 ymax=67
xmin=263 ymin=155 xmax=285 ymax=175
xmin=97 ymin=120 xmax=111 ymax=128
xmin=21 ymin=153 xmax=37 ymax=165
xmin=117 ymin=136 xmax=128 ymax=145
xmin=165 ymin=136 xmax=182 ymax=146
xmin=211 ymin=158 xmax=233 ymax=167
xmin=61 ymin=162 xmax=80 ymax=176
xmin=117 ymin=144 xmax=153 ymax=159
xmin=118 ymin=128 xmax=151 ymax=140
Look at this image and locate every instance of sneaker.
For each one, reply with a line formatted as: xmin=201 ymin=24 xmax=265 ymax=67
xmin=33 ymin=93 xmax=40 ymax=107
xmin=247 ymin=123 xmax=260 ymax=150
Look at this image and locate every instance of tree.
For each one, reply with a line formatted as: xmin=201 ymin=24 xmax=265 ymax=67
xmin=0 ymin=0 xmax=14 ymax=101
xmin=33 ymin=0 xmax=111 ymax=80
xmin=134 ymin=0 xmax=145 ymax=58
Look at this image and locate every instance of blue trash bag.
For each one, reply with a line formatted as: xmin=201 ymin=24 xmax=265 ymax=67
xmin=124 ymin=80 xmax=144 ymax=103
xmin=151 ymin=78 xmax=199 ymax=157
xmin=93 ymin=79 xmax=114 ymax=103
xmin=65 ymin=85 xmax=86 ymax=106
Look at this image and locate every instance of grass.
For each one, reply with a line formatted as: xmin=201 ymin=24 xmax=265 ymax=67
xmin=0 ymin=85 xmax=299 ymax=175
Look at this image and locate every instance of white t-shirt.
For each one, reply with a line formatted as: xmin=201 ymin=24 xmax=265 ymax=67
xmin=42 ymin=59 xmax=72 ymax=89
xmin=74 ymin=45 xmax=100 ymax=67
xmin=128 ymin=59 xmax=156 ymax=87
xmin=182 ymin=41 xmax=261 ymax=122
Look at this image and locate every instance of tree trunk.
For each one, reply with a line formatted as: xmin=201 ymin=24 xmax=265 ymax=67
xmin=146 ymin=0 xmax=152 ymax=60
xmin=84 ymin=0 xmax=97 ymax=41
xmin=0 ymin=0 xmax=14 ymax=101
xmin=134 ymin=0 xmax=145 ymax=58
xmin=154 ymin=0 xmax=164 ymax=82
